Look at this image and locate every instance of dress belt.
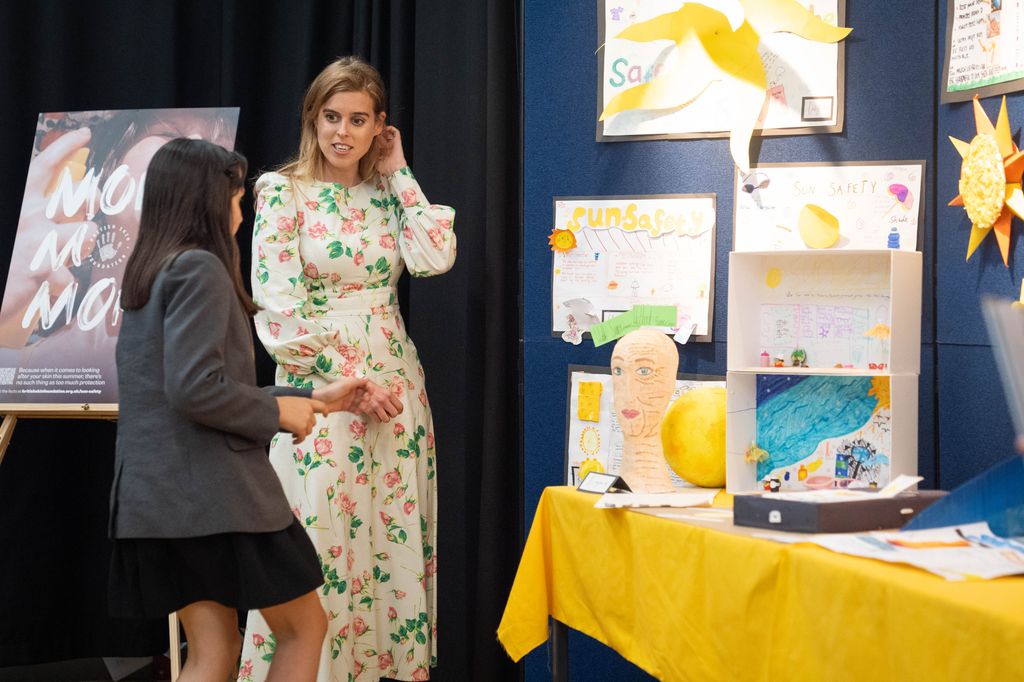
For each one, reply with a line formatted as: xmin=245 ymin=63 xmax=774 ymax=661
xmin=316 ymin=287 xmax=399 ymax=315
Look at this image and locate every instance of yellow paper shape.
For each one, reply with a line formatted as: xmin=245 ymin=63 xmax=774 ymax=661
xmin=966 ymin=225 xmax=993 ymax=261
xmin=742 ymin=0 xmax=851 ymax=42
xmin=579 ymin=457 xmax=605 ymax=480
xmin=577 ymin=381 xmax=602 ymax=422
xmin=797 ymin=204 xmax=840 ymax=249
xmin=765 ymin=267 xmax=782 ymax=289
xmin=599 ymin=0 xmax=851 ymax=171
xmin=995 ymin=96 xmax=1015 ymax=158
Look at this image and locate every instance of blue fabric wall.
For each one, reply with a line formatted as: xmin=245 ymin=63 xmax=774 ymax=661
xmin=521 ymin=1 xmax=1016 ymax=679
xmin=935 ymin=0 xmax=1024 ymax=489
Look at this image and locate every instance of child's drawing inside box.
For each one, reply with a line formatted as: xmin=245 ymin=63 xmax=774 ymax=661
xmin=726 ymin=373 xmax=918 ymax=493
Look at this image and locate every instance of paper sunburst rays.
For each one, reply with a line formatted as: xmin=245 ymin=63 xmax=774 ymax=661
xmin=949 ymin=96 xmax=1024 ymax=266
xmin=599 ymin=0 xmax=851 ymax=172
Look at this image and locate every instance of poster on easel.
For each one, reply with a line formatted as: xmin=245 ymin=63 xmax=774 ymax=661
xmin=942 ymin=0 xmax=1024 ymax=102
xmin=732 ymin=161 xmax=925 ymax=252
xmin=597 ymin=0 xmax=847 ymax=141
xmin=551 ymin=194 xmax=716 ymax=342
xmin=564 ymin=365 xmax=725 ymax=487
xmin=0 ymin=108 xmax=239 ymax=408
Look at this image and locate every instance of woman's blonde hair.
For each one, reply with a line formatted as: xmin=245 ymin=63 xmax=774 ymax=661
xmin=278 ymin=56 xmax=387 ymax=182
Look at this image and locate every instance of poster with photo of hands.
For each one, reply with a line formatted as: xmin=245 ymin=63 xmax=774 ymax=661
xmin=0 ymin=108 xmax=239 ymax=406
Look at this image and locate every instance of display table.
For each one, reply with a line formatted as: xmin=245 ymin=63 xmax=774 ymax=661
xmin=497 ymin=486 xmax=1024 ymax=682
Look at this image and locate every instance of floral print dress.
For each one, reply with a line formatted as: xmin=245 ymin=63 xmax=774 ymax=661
xmin=238 ymin=168 xmax=455 ymax=682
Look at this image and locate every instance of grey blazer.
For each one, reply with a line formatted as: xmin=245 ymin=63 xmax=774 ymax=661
xmin=109 ymin=249 xmax=309 ymax=539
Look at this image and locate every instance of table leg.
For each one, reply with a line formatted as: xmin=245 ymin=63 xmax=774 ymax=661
xmin=550 ymin=618 xmax=568 ymax=681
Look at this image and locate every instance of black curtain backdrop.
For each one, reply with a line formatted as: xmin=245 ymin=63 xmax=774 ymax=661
xmin=0 ymin=2 xmax=522 ymax=680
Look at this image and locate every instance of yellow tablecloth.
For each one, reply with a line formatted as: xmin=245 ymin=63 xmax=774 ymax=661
xmin=497 ymin=486 xmax=1024 ymax=682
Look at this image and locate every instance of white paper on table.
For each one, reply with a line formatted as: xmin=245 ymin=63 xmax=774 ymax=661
xmin=876 ymin=474 xmax=923 ymax=498
xmin=594 ymin=490 xmax=719 ymax=509
xmin=769 ymin=489 xmax=880 ymax=504
xmin=757 ymin=522 xmax=1024 ymax=581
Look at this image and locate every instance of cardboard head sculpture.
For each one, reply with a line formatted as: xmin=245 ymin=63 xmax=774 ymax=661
xmin=611 ymin=328 xmax=678 ymax=493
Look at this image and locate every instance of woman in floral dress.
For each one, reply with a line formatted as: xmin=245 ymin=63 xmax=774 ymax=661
xmin=238 ymin=57 xmax=455 ymax=682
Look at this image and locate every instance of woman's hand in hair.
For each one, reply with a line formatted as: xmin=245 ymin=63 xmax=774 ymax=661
xmin=313 ymin=377 xmax=404 ymax=423
xmin=375 ymin=125 xmax=408 ymax=177
xmin=277 ymin=396 xmax=329 ymax=443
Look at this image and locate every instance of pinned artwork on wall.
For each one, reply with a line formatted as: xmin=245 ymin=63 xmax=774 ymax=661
xmin=751 ymin=374 xmax=892 ymax=492
xmin=564 ymin=364 xmax=725 ymax=488
xmin=597 ymin=0 xmax=851 ymax=171
xmin=949 ymin=95 xmax=1024 ymax=267
xmin=732 ymin=161 xmax=926 ymax=252
xmin=551 ymin=194 xmax=716 ymax=342
xmin=942 ymin=0 xmax=1024 ymax=103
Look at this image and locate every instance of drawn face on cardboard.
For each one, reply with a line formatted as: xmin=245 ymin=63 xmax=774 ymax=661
xmin=610 ymin=329 xmax=678 ymax=438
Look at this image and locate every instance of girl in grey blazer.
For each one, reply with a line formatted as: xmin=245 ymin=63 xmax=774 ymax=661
xmin=108 ymin=138 xmax=401 ymax=681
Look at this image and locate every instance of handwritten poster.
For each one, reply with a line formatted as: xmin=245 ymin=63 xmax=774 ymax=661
xmin=0 ymin=108 xmax=239 ymax=405
xmin=733 ymin=162 xmax=925 ymax=252
xmin=565 ymin=366 xmax=725 ymax=487
xmin=551 ymin=194 xmax=715 ymax=340
xmin=943 ymin=0 xmax=1024 ymax=102
xmin=598 ymin=0 xmax=845 ymax=140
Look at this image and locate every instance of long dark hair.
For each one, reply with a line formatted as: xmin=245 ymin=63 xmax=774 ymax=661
xmin=121 ymin=138 xmax=257 ymax=315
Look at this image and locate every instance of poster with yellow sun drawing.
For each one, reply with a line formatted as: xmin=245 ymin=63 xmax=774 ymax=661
xmin=551 ymin=194 xmax=716 ymax=341
xmin=565 ymin=365 xmax=725 ymax=487
xmin=598 ymin=0 xmax=847 ymax=146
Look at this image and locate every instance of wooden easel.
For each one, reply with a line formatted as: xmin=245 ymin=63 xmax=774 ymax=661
xmin=0 ymin=402 xmax=118 ymax=464
xmin=0 ymin=402 xmax=183 ymax=681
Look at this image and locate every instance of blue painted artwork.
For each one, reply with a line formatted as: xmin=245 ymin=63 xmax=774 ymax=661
xmin=755 ymin=374 xmax=889 ymax=484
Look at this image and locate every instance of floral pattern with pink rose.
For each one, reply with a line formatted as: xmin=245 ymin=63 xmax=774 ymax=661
xmin=240 ymin=167 xmax=452 ymax=682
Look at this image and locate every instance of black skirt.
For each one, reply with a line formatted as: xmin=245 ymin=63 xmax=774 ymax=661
xmin=109 ymin=518 xmax=323 ymax=619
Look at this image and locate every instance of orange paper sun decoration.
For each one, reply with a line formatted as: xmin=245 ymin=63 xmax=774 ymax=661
xmin=548 ymin=228 xmax=577 ymax=253
xmin=949 ymin=95 xmax=1024 ymax=266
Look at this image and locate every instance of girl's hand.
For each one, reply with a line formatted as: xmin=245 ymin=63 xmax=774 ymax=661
xmin=375 ymin=125 xmax=408 ymax=176
xmin=276 ymin=396 xmax=329 ymax=443
xmin=313 ymin=377 xmax=404 ymax=423
xmin=312 ymin=377 xmax=369 ymax=413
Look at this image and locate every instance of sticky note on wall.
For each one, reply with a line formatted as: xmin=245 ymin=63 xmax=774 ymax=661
xmin=578 ymin=382 xmax=603 ymax=422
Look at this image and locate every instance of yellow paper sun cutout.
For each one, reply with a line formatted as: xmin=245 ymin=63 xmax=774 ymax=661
xmin=548 ymin=228 xmax=577 ymax=253
xmin=599 ymin=0 xmax=851 ymax=171
xmin=949 ymin=95 xmax=1024 ymax=266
